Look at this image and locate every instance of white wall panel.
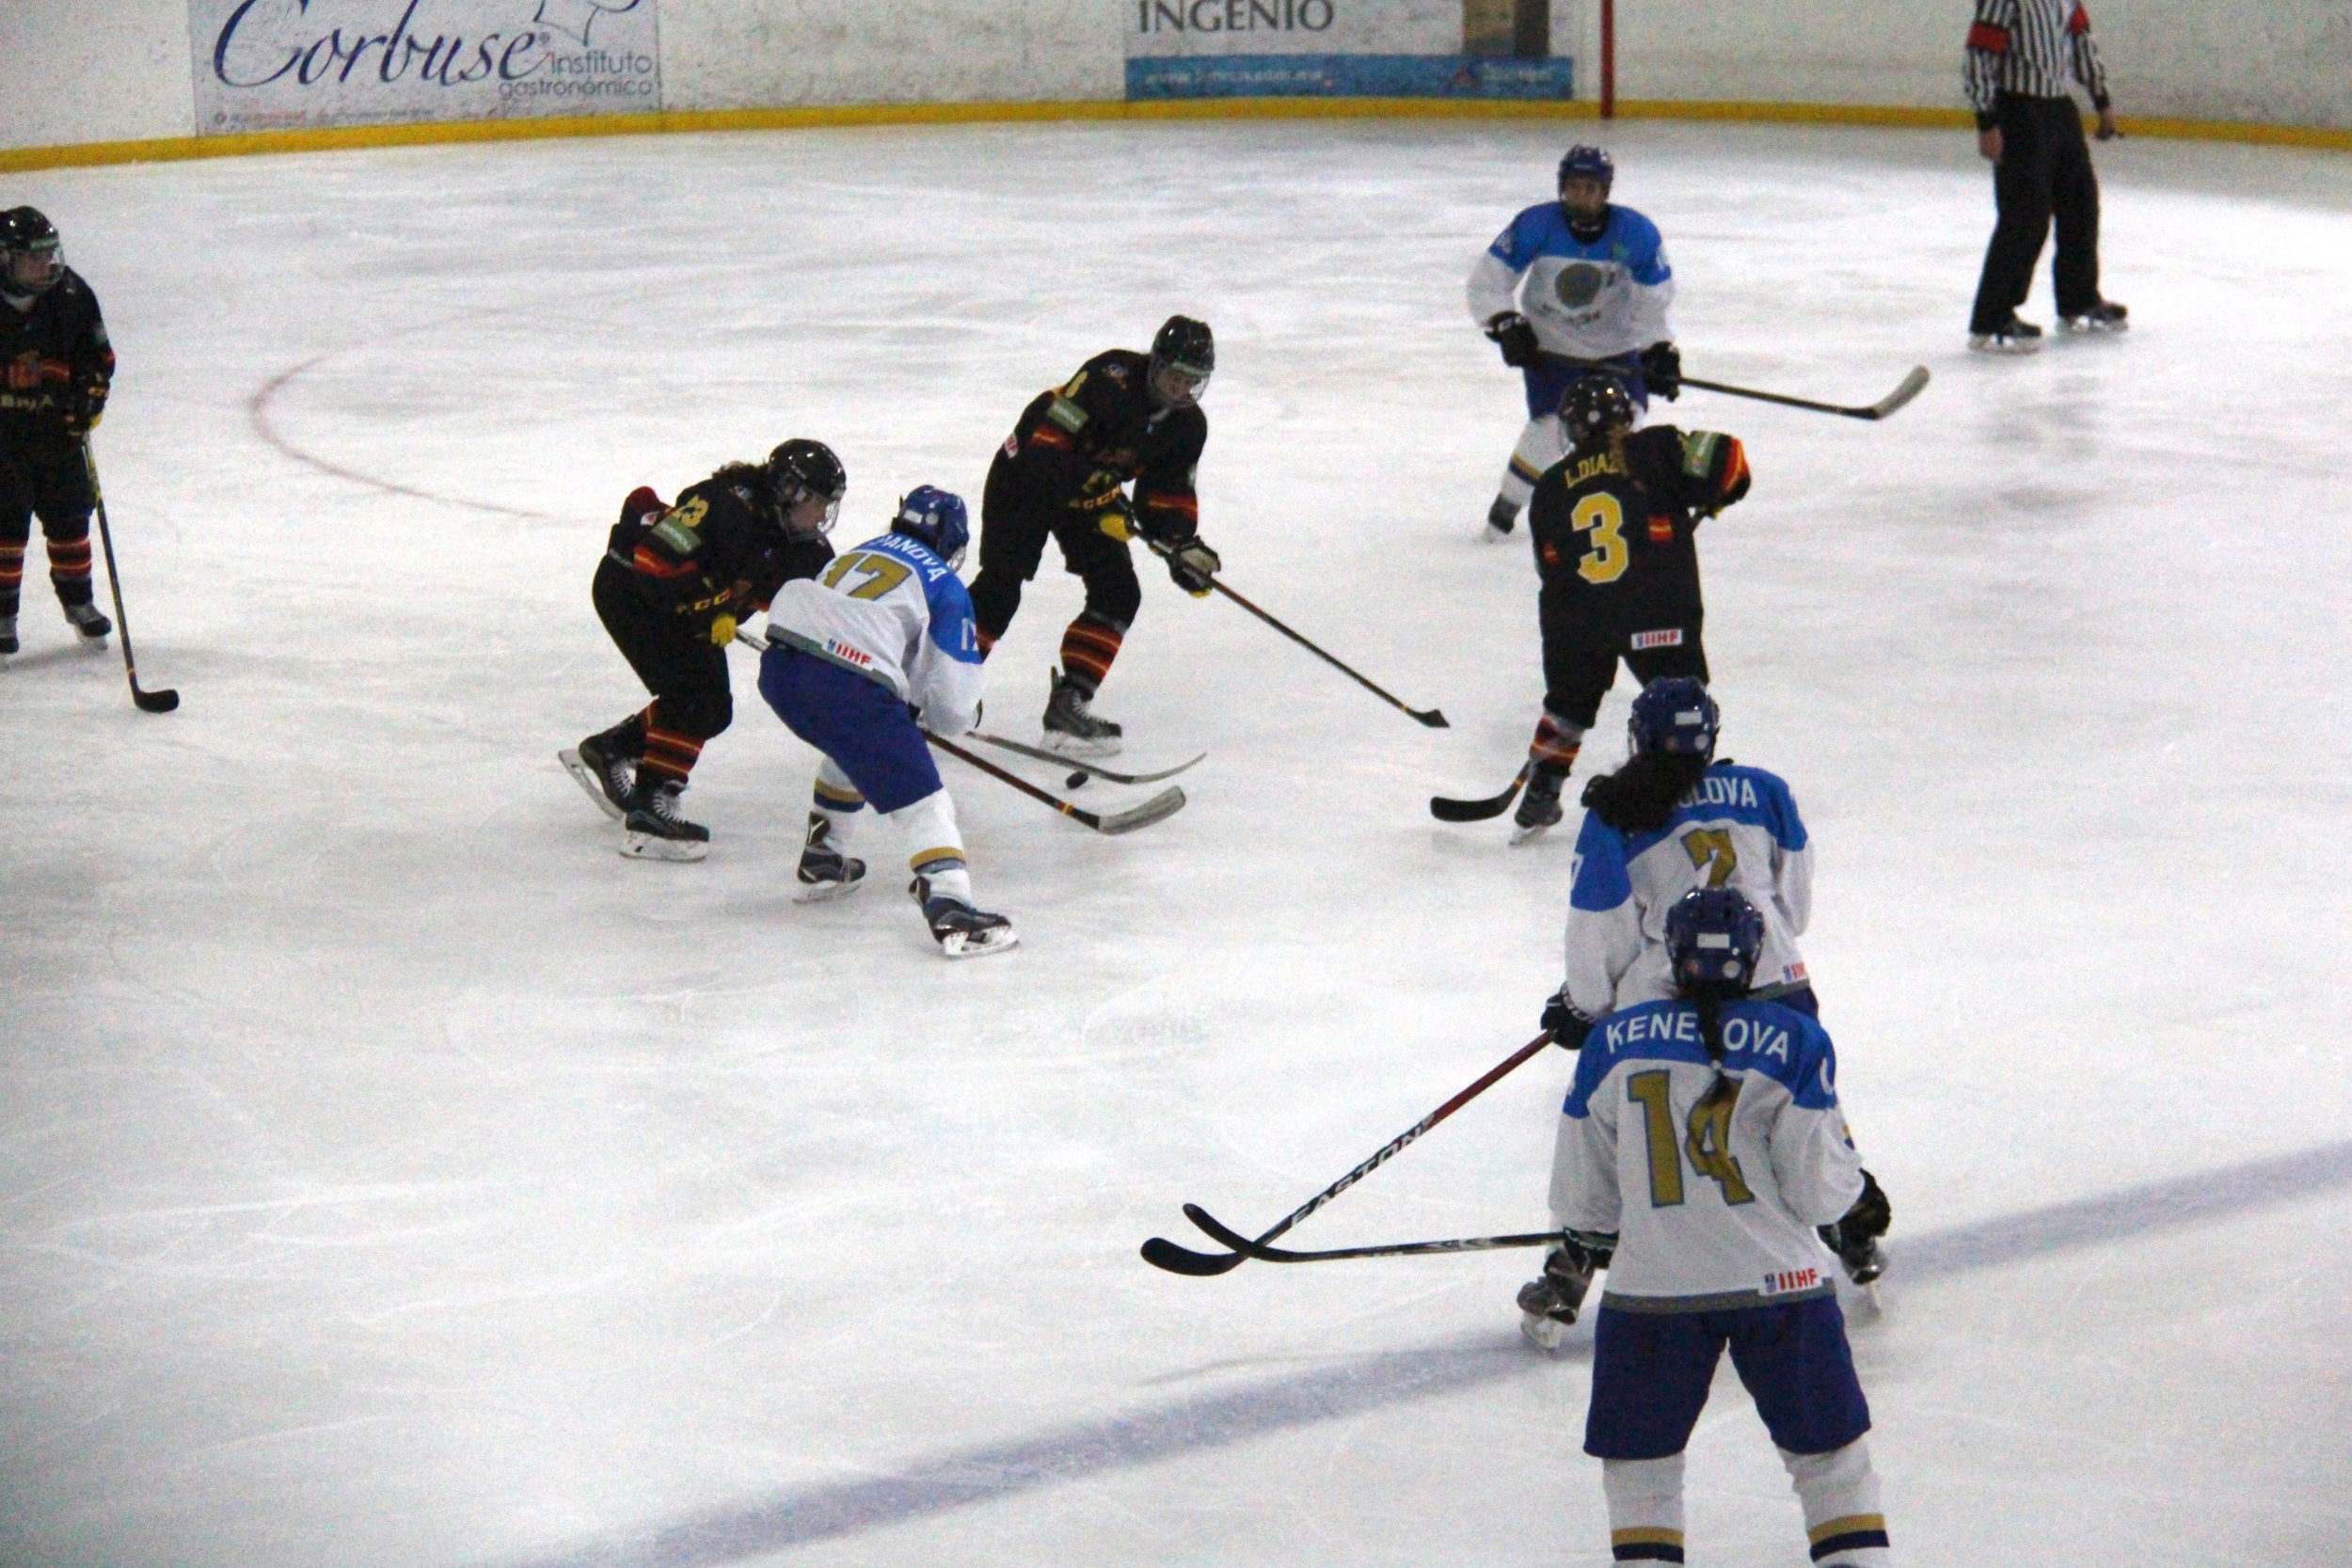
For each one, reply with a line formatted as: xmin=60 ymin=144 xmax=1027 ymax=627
xmin=0 ymin=0 xmax=194 ymax=149
xmin=658 ymin=0 xmax=1119 ymax=110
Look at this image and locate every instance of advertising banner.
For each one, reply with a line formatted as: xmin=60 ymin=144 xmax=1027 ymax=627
xmin=189 ymin=0 xmax=661 ymax=135
xmin=1128 ymin=0 xmax=1573 ymax=101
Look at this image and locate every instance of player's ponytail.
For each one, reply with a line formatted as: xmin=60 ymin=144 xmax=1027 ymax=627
xmin=1580 ymin=751 xmax=1708 ymax=834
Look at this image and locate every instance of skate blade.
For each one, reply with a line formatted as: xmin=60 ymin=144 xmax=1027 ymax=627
xmin=793 ymin=874 xmax=866 ymax=905
xmin=76 ymin=633 xmax=110 ymax=651
xmin=558 ymin=749 xmax=629 ymax=822
xmin=1041 ymin=728 xmax=1123 ymax=759
xmin=938 ymin=926 xmax=1020 ymax=959
xmin=619 ymin=832 xmax=707 ymax=863
xmin=1508 ymin=821 xmax=1556 ymax=846
xmin=1518 ymin=1311 xmax=1572 ymax=1353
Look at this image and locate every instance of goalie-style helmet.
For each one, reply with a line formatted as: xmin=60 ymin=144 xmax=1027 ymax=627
xmin=1559 ymin=376 xmax=1635 ymax=445
xmin=1663 ymin=887 xmax=1766 ymax=997
xmin=891 ymin=484 xmax=970 ymax=570
xmin=0 ymin=206 xmax=65 ymax=297
xmin=765 ymin=438 xmax=847 ymax=536
xmin=1148 ymin=314 xmax=1215 ymax=407
xmin=1629 ymin=677 xmax=1720 ymax=759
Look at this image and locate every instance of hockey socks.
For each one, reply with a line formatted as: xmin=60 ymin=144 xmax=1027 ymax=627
xmin=1601 ymin=1454 xmax=1687 ymax=1563
xmin=1057 ymin=612 xmax=1124 ymax=692
xmin=1784 ymin=1440 xmax=1891 ymax=1565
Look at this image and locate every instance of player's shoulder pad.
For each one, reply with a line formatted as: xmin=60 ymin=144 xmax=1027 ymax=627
xmin=1568 ymin=1000 xmax=1708 ymax=1112
xmin=1721 ymin=1000 xmax=1837 ymax=1107
xmin=1713 ymin=762 xmax=1807 ymax=849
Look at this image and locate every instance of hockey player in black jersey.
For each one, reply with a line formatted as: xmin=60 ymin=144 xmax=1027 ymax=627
xmin=1514 ymin=377 xmax=1751 ymax=840
xmin=0 ymin=207 xmax=116 ymax=658
xmin=562 ymin=439 xmax=846 ymax=859
xmin=969 ymin=315 xmax=1222 ymax=754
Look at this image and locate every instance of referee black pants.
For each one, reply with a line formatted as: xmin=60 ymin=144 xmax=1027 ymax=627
xmin=1969 ymin=93 xmax=2103 ymax=333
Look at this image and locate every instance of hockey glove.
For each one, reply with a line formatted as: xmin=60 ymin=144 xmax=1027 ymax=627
xmin=1540 ymin=990 xmax=1595 ymax=1051
xmin=1484 ymin=311 xmax=1540 ymax=370
xmin=708 ymin=612 xmax=739 ymax=648
xmin=1836 ymin=1167 xmax=1891 ymax=1243
xmin=1165 ymin=536 xmax=1220 ymax=597
xmin=1093 ymin=495 xmax=1137 ymax=543
xmin=64 ymin=380 xmax=106 ymax=435
xmin=1640 ymin=341 xmax=1682 ymax=401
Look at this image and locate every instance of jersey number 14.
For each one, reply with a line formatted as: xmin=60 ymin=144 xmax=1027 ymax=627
xmin=1628 ymin=1070 xmax=1756 ymax=1208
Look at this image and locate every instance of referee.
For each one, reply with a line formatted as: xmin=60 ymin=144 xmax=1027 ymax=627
xmin=1963 ymin=0 xmax=2128 ymax=352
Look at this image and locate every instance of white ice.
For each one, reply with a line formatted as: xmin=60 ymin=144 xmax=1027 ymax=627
xmin=4 ymin=118 xmax=2350 ymax=1568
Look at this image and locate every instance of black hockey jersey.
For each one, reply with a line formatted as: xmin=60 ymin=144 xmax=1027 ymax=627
xmin=996 ymin=349 xmax=1208 ymax=543
xmin=606 ymin=467 xmax=833 ymax=623
xmin=1 ymin=268 xmax=113 ymax=451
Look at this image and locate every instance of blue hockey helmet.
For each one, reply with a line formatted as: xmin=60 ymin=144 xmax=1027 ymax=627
xmin=892 ymin=484 xmax=969 ymax=570
xmin=1557 ymin=144 xmax=1614 ymax=193
xmin=1629 ymin=677 xmax=1720 ymax=759
xmin=1663 ymin=887 xmax=1766 ymax=996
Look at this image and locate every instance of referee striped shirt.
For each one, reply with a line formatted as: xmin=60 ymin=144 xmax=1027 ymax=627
xmin=1963 ymin=0 xmax=2111 ymax=126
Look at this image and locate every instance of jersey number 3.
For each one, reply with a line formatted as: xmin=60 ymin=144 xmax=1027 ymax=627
xmin=1627 ymin=1070 xmax=1756 ymax=1208
xmin=1571 ymin=493 xmax=1630 ymax=585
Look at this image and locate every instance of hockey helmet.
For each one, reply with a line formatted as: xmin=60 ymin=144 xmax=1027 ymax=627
xmin=765 ymin=438 xmax=847 ymax=536
xmin=1663 ymin=887 xmax=1766 ymax=997
xmin=0 ymin=206 xmax=64 ymax=297
xmin=1557 ymin=144 xmax=1615 ymax=192
xmin=1629 ymin=677 xmax=1720 ymax=759
xmin=1148 ymin=315 xmax=1215 ymax=407
xmin=891 ymin=484 xmax=970 ymax=570
xmin=1559 ymin=375 xmax=1636 ymax=444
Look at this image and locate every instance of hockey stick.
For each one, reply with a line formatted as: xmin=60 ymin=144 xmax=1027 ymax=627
xmin=968 ymin=729 xmax=1204 ymax=785
xmin=1537 ymin=354 xmax=1931 ymax=422
xmin=80 ymin=438 xmax=179 ymax=714
xmin=924 ymin=729 xmax=1187 ymax=835
xmin=1181 ymin=1203 xmax=1561 ymax=1263
xmin=733 ymin=629 xmax=1185 ymax=833
xmin=1139 ymin=1029 xmax=1555 ymax=1276
xmin=1145 ymin=542 xmax=1447 ymax=728
xmin=1431 ymin=763 xmax=1530 ymax=823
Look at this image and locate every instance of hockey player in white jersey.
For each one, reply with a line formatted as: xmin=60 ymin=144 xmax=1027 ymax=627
xmin=756 ymin=486 xmax=1016 ymax=958
xmin=1526 ymin=887 xmax=1896 ymax=1568
xmin=1467 ymin=145 xmax=1682 ymax=541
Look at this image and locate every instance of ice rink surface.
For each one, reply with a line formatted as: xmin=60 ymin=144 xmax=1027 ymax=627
xmin=5 ymin=115 xmax=2350 ymax=1567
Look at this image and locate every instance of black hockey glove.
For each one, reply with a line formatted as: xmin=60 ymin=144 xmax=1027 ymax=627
xmin=1484 ymin=311 xmax=1540 ymax=369
xmin=1838 ymin=1168 xmax=1892 ymax=1242
xmin=1540 ymin=990 xmax=1595 ymax=1051
xmin=1165 ymin=536 xmax=1220 ymax=597
xmin=1640 ymin=341 xmax=1682 ymax=400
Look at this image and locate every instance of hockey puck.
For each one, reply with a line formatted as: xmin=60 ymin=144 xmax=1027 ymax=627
xmin=1065 ymin=770 xmax=1089 ymax=790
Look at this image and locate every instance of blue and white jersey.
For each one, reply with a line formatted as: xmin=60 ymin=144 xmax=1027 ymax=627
xmin=765 ymin=531 xmax=985 ymax=736
xmin=1552 ymin=997 xmax=1865 ymax=1308
xmin=1467 ymin=202 xmax=1676 ymax=361
xmin=1562 ymin=763 xmax=1814 ymax=1021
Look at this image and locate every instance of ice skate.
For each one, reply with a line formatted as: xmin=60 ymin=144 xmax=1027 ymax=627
xmin=793 ymin=813 xmax=866 ymax=903
xmin=1967 ymin=314 xmax=2043 ymax=355
xmin=910 ymin=874 xmax=1018 ymax=958
xmin=0 ymin=614 xmax=16 ymax=658
xmin=620 ymin=779 xmax=709 ymax=862
xmin=1517 ymin=1246 xmax=1596 ymax=1353
xmin=2058 ymin=300 xmax=2129 ymax=334
xmin=1510 ymin=765 xmax=1566 ymax=844
xmin=1484 ymin=497 xmax=1519 ymax=542
xmin=1041 ymin=668 xmax=1122 ymax=757
xmin=65 ymin=601 xmax=110 ymax=646
xmin=559 ymin=732 xmax=635 ymax=822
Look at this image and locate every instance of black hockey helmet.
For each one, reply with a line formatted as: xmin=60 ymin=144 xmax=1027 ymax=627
xmin=0 ymin=205 xmax=64 ymax=297
xmin=1148 ymin=315 xmax=1215 ymax=407
xmin=1663 ymin=887 xmax=1766 ymax=998
xmin=764 ymin=438 xmax=847 ymax=536
xmin=1560 ymin=375 xmax=1635 ymax=444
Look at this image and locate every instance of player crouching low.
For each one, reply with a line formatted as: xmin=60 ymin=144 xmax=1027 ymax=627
xmin=1525 ymin=886 xmax=1896 ymax=1566
xmin=758 ymin=486 xmax=1015 ymax=958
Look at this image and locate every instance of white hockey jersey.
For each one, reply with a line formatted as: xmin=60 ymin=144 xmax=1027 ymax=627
xmin=1466 ymin=201 xmax=1675 ymax=361
xmin=1551 ymin=997 xmax=1865 ymax=1308
xmin=1561 ymin=763 xmax=1814 ymax=1022
xmin=764 ymin=531 xmax=985 ymax=736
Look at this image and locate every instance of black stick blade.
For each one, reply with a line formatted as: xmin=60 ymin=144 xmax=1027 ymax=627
xmin=1430 ymin=766 xmax=1529 ymax=822
xmin=135 ymin=685 xmax=180 ymax=714
xmin=1409 ymin=707 xmax=1449 ymax=728
xmin=1139 ymin=1234 xmax=1247 ymax=1276
xmin=1182 ymin=1203 xmax=1268 ymax=1258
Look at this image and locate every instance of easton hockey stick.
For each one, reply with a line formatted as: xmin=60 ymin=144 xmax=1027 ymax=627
xmin=80 ymin=439 xmax=179 ymax=714
xmin=968 ymin=728 xmax=1205 ymax=785
xmin=1535 ymin=353 xmax=1930 ymax=423
xmin=1144 ymin=542 xmax=1447 ymax=727
xmin=1431 ymin=763 xmax=1530 ymax=823
xmin=1140 ymin=1029 xmax=1555 ymax=1276
xmin=731 ymin=629 xmax=1184 ymax=834
xmin=924 ymin=729 xmax=1186 ymax=835
xmin=1181 ymin=1203 xmax=1562 ymax=1263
